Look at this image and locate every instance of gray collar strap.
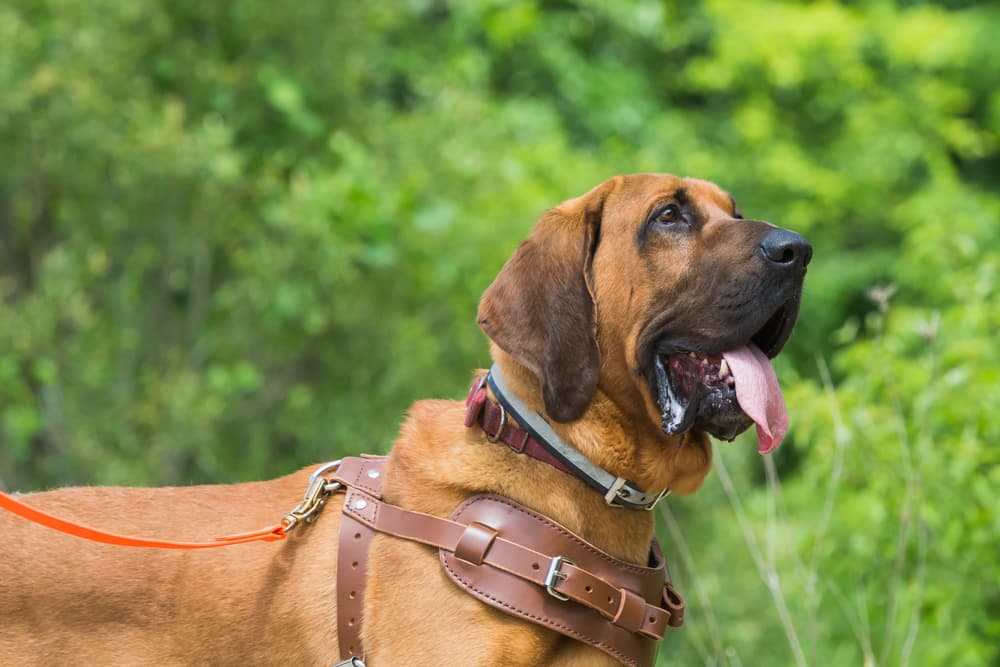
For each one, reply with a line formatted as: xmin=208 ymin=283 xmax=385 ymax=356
xmin=487 ymin=365 xmax=670 ymax=511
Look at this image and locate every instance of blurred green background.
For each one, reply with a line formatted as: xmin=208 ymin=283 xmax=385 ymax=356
xmin=1 ymin=0 xmax=997 ymax=664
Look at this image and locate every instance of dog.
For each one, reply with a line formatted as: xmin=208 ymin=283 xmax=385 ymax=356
xmin=0 ymin=174 xmax=809 ymax=666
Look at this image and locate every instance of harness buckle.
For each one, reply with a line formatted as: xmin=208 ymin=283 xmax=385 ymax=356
xmin=544 ymin=555 xmax=577 ymax=601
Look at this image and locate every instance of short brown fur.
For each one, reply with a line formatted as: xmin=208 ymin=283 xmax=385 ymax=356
xmin=0 ymin=174 xmax=800 ymax=666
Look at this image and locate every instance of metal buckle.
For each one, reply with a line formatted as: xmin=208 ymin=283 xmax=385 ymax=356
xmin=604 ymin=477 xmax=671 ymax=510
xmin=486 ymin=403 xmax=506 ymax=443
xmin=603 ymin=477 xmax=629 ymax=507
xmin=544 ymin=555 xmax=577 ymax=601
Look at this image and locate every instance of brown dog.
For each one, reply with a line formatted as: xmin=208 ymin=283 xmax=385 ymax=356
xmin=0 ymin=174 xmax=809 ymax=666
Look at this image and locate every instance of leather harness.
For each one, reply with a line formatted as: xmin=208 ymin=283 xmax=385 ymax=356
xmin=331 ymin=371 xmax=685 ymax=667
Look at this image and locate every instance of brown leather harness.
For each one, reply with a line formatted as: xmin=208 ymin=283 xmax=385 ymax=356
xmin=330 ymin=373 xmax=685 ymax=667
xmin=330 ymin=457 xmax=683 ymax=667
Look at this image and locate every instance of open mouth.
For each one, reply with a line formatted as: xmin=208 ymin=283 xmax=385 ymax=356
xmin=651 ymin=302 xmax=796 ymax=453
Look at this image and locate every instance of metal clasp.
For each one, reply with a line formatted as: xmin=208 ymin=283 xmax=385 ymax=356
xmin=544 ymin=555 xmax=577 ymax=601
xmin=282 ymin=459 xmax=343 ymax=533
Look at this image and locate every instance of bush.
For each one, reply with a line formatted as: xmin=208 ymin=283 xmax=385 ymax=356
xmin=1 ymin=1 xmax=996 ymax=663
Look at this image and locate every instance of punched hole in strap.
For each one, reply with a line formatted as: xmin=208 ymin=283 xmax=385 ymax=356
xmin=638 ymin=608 xmax=668 ymax=641
xmin=454 ymin=522 xmax=498 ymax=566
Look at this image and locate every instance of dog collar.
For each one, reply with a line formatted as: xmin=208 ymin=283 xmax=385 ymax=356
xmin=465 ymin=365 xmax=670 ymax=511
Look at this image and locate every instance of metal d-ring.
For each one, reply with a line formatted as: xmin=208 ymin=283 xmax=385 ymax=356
xmin=309 ymin=459 xmax=343 ymax=489
xmin=486 ymin=404 xmax=506 ymax=443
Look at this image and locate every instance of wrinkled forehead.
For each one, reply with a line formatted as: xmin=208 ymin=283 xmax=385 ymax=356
xmin=679 ymin=177 xmax=736 ymax=213
xmin=611 ymin=174 xmax=735 ymax=218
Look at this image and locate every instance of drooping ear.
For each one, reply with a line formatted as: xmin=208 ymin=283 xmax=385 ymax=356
xmin=477 ymin=177 xmax=619 ymax=422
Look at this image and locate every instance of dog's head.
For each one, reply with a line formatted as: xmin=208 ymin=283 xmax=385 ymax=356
xmin=478 ymin=174 xmax=810 ymax=492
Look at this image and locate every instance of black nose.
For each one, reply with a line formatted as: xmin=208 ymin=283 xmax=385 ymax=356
xmin=759 ymin=229 xmax=812 ymax=269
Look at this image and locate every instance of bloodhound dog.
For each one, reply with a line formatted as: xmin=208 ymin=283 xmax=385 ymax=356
xmin=0 ymin=174 xmax=810 ymax=666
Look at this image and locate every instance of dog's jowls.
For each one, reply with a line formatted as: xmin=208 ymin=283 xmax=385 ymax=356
xmin=0 ymin=174 xmax=809 ymax=666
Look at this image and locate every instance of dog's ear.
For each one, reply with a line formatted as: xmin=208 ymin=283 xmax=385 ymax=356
xmin=477 ymin=177 xmax=619 ymax=422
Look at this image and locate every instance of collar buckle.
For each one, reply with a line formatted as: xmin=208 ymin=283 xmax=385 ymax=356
xmin=605 ymin=477 xmax=671 ymax=510
xmin=485 ymin=365 xmax=672 ymax=512
xmin=603 ymin=477 xmax=629 ymax=507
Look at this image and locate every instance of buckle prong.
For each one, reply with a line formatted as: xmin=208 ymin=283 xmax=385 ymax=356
xmin=645 ymin=486 xmax=671 ymax=510
xmin=544 ymin=555 xmax=577 ymax=601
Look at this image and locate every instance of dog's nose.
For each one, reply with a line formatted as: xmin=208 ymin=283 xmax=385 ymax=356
xmin=759 ymin=229 xmax=812 ymax=269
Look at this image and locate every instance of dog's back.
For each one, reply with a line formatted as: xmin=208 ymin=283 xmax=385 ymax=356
xmin=0 ymin=472 xmax=341 ymax=666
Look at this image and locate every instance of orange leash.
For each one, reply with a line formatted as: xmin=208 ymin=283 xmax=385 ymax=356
xmin=0 ymin=460 xmax=342 ymax=549
xmin=0 ymin=489 xmax=288 ymax=548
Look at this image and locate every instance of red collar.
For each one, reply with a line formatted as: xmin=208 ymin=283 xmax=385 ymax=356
xmin=465 ymin=375 xmax=576 ymax=477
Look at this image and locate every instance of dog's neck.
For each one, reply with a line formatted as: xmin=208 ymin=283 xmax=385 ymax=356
xmin=491 ymin=351 xmax=708 ymax=498
xmin=385 ymin=352 xmax=711 ymax=564
xmin=387 ymin=377 xmax=652 ymax=563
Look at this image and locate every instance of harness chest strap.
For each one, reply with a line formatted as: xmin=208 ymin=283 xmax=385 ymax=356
xmin=331 ymin=457 xmax=684 ymax=667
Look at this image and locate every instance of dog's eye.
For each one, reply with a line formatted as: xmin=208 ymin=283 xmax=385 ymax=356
xmin=654 ymin=204 xmax=681 ymax=225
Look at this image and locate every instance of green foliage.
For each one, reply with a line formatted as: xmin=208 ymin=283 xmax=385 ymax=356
xmin=0 ymin=0 xmax=996 ymax=664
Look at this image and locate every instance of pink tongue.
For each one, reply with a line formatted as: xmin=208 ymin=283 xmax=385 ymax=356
xmin=721 ymin=345 xmax=788 ymax=454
